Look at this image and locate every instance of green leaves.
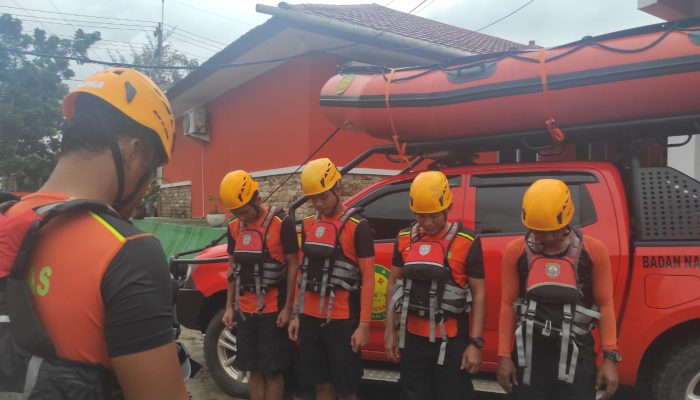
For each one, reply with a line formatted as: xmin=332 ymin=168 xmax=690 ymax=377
xmin=0 ymin=13 xmax=99 ymax=191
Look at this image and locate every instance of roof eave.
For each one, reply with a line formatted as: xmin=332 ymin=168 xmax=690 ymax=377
xmin=166 ymin=17 xmax=287 ymax=101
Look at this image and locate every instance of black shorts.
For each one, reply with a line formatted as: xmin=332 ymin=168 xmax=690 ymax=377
xmin=298 ymin=315 xmax=363 ymax=396
xmin=511 ymin=333 xmax=597 ymax=400
xmin=233 ymin=311 xmax=291 ymax=374
xmin=399 ymin=333 xmax=476 ymax=400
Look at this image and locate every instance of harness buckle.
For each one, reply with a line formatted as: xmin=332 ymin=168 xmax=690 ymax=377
xmin=563 ymin=308 xmax=573 ymax=321
xmin=542 ymin=319 xmax=552 ymax=337
xmin=525 ymin=307 xmax=536 ymax=319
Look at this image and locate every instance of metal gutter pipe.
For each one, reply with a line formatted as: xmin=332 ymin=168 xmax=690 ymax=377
xmin=255 ymin=2 xmax=471 ymax=60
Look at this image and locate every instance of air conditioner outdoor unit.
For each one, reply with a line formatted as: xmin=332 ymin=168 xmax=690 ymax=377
xmin=183 ymin=107 xmax=209 ymax=142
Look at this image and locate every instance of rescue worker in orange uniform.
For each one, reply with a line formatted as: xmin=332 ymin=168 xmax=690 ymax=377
xmin=1 ymin=68 xmax=187 ymax=399
xmin=220 ymin=170 xmax=299 ymax=400
xmin=497 ymin=179 xmax=620 ymax=400
xmin=385 ymin=170 xmax=486 ymax=400
xmin=288 ymin=158 xmax=375 ymax=400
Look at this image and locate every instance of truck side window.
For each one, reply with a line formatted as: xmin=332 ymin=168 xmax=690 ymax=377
xmin=475 ymin=184 xmax=596 ymax=235
xmin=361 ymin=189 xmax=414 ymax=241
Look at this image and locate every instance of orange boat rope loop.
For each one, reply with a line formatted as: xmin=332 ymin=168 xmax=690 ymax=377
xmin=384 ymin=68 xmax=410 ymax=163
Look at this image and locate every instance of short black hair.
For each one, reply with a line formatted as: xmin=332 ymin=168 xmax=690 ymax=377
xmin=61 ymin=93 xmax=165 ymax=163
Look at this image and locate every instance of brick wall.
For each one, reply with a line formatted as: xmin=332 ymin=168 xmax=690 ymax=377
xmin=255 ymin=173 xmax=384 ymax=217
xmin=157 ymin=174 xmax=385 ymax=218
xmin=159 ymin=184 xmax=192 ymax=218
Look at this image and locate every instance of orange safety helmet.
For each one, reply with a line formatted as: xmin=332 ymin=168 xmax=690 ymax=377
xmin=521 ymin=179 xmax=575 ymax=231
xmin=300 ymin=158 xmax=342 ymax=196
xmin=220 ymin=170 xmax=259 ymax=210
xmin=409 ymin=171 xmax=453 ymax=213
xmin=63 ymin=68 xmax=175 ymax=162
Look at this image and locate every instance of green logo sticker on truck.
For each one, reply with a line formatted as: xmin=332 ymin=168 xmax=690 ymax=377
xmin=372 ymin=264 xmax=390 ymax=321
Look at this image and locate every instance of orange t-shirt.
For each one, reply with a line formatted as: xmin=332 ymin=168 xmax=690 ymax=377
xmin=393 ymin=223 xmax=483 ymax=338
xmin=227 ymin=206 xmax=298 ymax=314
xmin=497 ymin=235 xmax=618 ymax=357
xmin=298 ymin=208 xmax=375 ymax=321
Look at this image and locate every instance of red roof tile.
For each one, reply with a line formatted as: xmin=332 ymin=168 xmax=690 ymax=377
xmin=281 ymin=2 xmax=530 ymax=54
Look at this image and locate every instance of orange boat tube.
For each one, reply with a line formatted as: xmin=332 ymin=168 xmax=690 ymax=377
xmin=320 ymin=19 xmax=700 ymax=143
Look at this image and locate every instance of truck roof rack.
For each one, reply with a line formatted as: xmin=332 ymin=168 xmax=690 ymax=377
xmin=289 ymin=114 xmax=700 ymax=221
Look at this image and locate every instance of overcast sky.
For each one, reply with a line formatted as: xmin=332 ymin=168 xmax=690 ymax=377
xmin=3 ymin=0 xmax=663 ymax=83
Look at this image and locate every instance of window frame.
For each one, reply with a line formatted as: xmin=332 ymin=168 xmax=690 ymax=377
xmin=471 ymin=172 xmax=598 ymax=237
xmin=351 ymin=175 xmax=463 ymax=243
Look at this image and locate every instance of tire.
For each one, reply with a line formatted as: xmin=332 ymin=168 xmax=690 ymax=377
xmin=203 ymin=309 xmax=250 ymax=398
xmin=650 ymin=338 xmax=700 ymax=400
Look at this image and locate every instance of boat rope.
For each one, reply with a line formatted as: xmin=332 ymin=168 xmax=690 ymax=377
xmin=538 ymin=49 xmax=566 ymax=145
xmin=384 ymin=68 xmax=410 ymax=163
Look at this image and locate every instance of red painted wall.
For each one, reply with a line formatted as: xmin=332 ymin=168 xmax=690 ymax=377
xmin=164 ymin=54 xmax=394 ymax=217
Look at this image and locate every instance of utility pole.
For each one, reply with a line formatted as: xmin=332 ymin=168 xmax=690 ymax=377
xmin=155 ymin=0 xmax=165 ymax=86
xmin=155 ymin=0 xmax=165 ymax=188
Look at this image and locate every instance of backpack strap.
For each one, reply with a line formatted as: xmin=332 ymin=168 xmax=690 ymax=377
xmin=6 ymin=199 xmax=118 ymax=359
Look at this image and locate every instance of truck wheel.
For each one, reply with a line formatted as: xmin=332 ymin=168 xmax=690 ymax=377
xmin=651 ymin=338 xmax=700 ymax=400
xmin=204 ymin=309 xmax=249 ymax=398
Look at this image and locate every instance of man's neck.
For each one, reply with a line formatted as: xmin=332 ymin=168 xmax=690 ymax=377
xmin=39 ymin=151 xmax=117 ymax=204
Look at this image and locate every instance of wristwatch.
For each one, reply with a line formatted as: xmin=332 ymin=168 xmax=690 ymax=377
xmin=468 ymin=337 xmax=484 ymax=349
xmin=603 ymin=350 xmax=622 ymax=363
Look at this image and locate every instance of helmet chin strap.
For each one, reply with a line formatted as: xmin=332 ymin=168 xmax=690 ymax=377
xmin=110 ymin=142 xmax=126 ymax=211
xmin=331 ymin=188 xmax=342 ymax=215
xmin=110 ymin=142 xmax=156 ymax=213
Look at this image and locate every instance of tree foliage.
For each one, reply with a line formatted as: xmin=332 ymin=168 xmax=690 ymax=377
xmin=110 ymin=30 xmax=198 ymax=92
xmin=0 ymin=14 xmax=100 ymax=191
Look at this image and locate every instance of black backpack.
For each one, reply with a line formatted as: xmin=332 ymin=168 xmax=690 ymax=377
xmin=0 ymin=197 xmax=120 ymax=399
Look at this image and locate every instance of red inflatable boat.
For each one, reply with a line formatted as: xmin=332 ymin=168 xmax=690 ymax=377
xmin=319 ymin=19 xmax=700 ymax=143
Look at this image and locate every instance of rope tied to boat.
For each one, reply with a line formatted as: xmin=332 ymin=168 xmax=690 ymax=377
xmin=539 ymin=50 xmax=566 ymax=144
xmin=385 ymin=68 xmax=410 ymax=164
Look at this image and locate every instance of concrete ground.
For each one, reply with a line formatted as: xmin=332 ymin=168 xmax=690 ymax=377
xmin=182 ymin=328 xmax=640 ymax=400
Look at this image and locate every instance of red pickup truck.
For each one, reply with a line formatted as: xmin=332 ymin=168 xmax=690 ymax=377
xmin=172 ymin=136 xmax=700 ymax=400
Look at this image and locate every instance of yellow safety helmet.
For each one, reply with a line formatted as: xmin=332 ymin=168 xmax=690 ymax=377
xmin=301 ymin=158 xmax=342 ymax=196
xmin=63 ymin=68 xmax=175 ymax=162
xmin=409 ymin=171 xmax=452 ymax=213
xmin=220 ymin=170 xmax=259 ymax=210
xmin=522 ymin=179 xmax=575 ymax=231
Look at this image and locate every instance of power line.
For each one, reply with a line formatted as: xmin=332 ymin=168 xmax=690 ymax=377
xmin=3 ymin=6 xmax=226 ymax=49
xmin=10 ymin=14 xmax=154 ymax=29
xmin=19 ymin=19 xmax=150 ymax=32
xmin=168 ymin=0 xmax=254 ymax=27
xmin=475 ymin=0 xmax=535 ymax=32
xmin=166 ymin=30 xmax=221 ymax=52
xmin=2 ymin=4 xmax=227 ymax=53
xmin=9 ymin=0 xmax=51 ymax=33
xmin=414 ymin=0 xmax=436 ymax=15
xmin=164 ymin=24 xmax=228 ymax=47
xmin=19 ymin=29 xmax=209 ymax=60
xmin=0 ymin=4 xmax=158 ymax=24
xmin=409 ymin=0 xmax=431 ymax=14
xmin=1 ymin=40 xmax=362 ymax=70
